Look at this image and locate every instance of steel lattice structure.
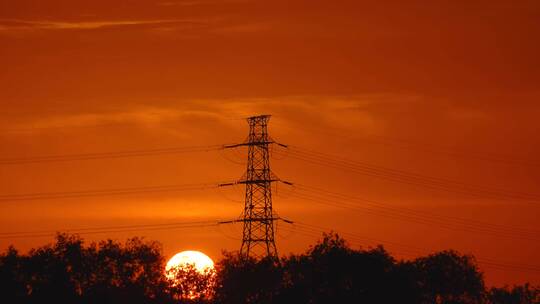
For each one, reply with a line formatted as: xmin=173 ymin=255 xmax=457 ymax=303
xmin=240 ymin=115 xmax=278 ymax=258
xmin=221 ymin=115 xmax=288 ymax=259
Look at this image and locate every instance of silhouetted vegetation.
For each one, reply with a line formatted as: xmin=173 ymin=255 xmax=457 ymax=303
xmin=0 ymin=233 xmax=538 ymax=303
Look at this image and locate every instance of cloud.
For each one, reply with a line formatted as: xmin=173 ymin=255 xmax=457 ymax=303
xmin=158 ymin=0 xmax=250 ymax=6
xmin=0 ymin=97 xmax=395 ymax=137
xmin=0 ymin=18 xmax=204 ymax=31
xmin=0 ymin=16 xmax=264 ymax=38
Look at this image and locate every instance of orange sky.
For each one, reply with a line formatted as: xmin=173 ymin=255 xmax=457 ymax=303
xmin=1 ymin=0 xmax=540 ymax=286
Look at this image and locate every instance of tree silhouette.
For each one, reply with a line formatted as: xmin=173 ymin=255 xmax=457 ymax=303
xmin=280 ymin=232 xmax=408 ymax=303
xmin=167 ymin=263 xmax=216 ymax=303
xmin=0 ymin=246 xmax=27 ymax=303
xmin=0 ymin=234 xmax=171 ymax=304
xmin=413 ymin=250 xmax=485 ymax=304
xmin=487 ymin=284 xmax=540 ymax=304
xmin=213 ymin=252 xmax=282 ymax=304
xmin=0 ymin=232 xmax=536 ymax=304
xmin=80 ymin=236 xmax=169 ymax=303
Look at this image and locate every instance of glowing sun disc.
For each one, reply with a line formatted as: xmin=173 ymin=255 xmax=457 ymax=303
xmin=166 ymin=250 xmax=214 ymax=277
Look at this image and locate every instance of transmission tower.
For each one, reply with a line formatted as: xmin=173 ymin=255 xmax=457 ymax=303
xmin=219 ymin=115 xmax=291 ymax=260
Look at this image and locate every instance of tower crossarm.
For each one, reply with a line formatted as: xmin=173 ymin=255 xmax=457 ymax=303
xmin=224 ymin=141 xmax=288 ymax=148
xmin=218 ymin=217 xmax=294 ymax=225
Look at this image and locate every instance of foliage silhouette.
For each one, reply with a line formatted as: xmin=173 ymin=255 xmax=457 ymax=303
xmin=413 ymin=250 xmax=485 ymax=304
xmin=214 ymin=252 xmax=282 ymax=304
xmin=0 ymin=234 xmax=172 ymax=304
xmin=279 ymin=233 xmax=399 ymax=303
xmin=0 ymin=232 xmax=538 ymax=304
xmin=167 ymin=263 xmax=216 ymax=302
xmin=487 ymin=284 xmax=540 ymax=304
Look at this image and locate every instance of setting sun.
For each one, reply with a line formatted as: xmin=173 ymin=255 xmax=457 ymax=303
xmin=166 ymin=250 xmax=215 ymax=277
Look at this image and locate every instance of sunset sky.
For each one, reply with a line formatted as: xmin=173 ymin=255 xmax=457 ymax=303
xmin=1 ymin=0 xmax=540 ymax=286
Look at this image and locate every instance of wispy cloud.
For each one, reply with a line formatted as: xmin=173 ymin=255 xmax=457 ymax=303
xmin=158 ymin=0 xmax=250 ymax=6
xmin=0 ymin=97 xmax=395 ymax=136
xmin=0 ymin=18 xmax=205 ymax=31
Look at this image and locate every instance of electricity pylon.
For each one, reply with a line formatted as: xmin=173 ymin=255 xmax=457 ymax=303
xmin=219 ymin=114 xmax=292 ymax=260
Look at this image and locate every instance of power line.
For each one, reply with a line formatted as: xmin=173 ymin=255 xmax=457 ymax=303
xmin=0 ymin=220 xmax=220 ymax=239
xmin=2 ymin=148 xmax=535 ymax=241
xmin=0 ymin=144 xmax=223 ymax=165
xmin=291 ymin=146 xmax=540 ymax=200
xmin=286 ymin=186 xmax=540 ymax=242
xmin=279 ymin=222 xmax=540 ymax=274
xmin=292 ymin=193 xmax=540 ymax=242
xmin=271 ymin=119 xmax=539 ymax=167
xmin=275 ymin=146 xmax=540 ymax=202
xmin=0 ymin=121 xmax=143 ymax=134
xmin=362 ymin=135 xmax=540 ymax=167
xmin=292 ymin=224 xmax=540 ymax=273
xmin=294 ymin=184 xmax=540 ymax=236
xmin=0 ymin=114 xmax=248 ymax=135
xmin=0 ymin=182 xmax=221 ymax=202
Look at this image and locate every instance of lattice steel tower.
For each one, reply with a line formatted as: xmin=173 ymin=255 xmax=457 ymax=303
xmin=221 ymin=115 xmax=288 ymax=259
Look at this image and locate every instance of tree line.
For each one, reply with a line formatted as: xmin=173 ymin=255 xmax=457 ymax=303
xmin=0 ymin=233 xmax=538 ymax=303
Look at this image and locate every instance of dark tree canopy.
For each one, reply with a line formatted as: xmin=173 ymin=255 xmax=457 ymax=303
xmin=488 ymin=284 xmax=540 ymax=304
xmin=414 ymin=250 xmax=485 ymax=304
xmin=168 ymin=263 xmax=216 ymax=302
xmin=0 ymin=233 xmax=538 ymax=304
xmin=213 ymin=252 xmax=282 ymax=304
xmin=279 ymin=233 xmax=398 ymax=303
xmin=0 ymin=234 xmax=180 ymax=304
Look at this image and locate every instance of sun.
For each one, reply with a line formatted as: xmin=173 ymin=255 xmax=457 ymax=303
xmin=166 ymin=250 xmax=214 ymax=278
xmin=165 ymin=250 xmax=216 ymax=299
